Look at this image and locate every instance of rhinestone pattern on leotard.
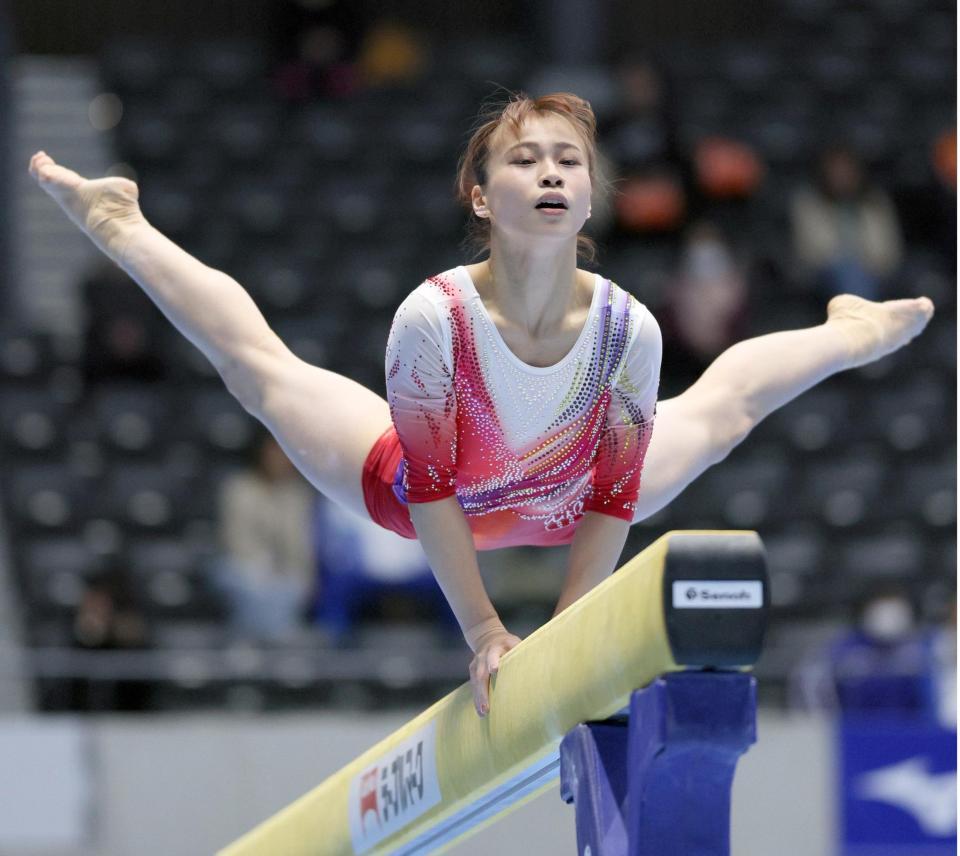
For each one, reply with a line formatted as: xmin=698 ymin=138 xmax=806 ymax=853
xmin=385 ymin=267 xmax=659 ymax=549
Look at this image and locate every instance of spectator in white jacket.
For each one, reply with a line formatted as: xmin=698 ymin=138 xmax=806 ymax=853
xmin=791 ymin=144 xmax=903 ymax=300
xmin=212 ymin=430 xmax=316 ymax=642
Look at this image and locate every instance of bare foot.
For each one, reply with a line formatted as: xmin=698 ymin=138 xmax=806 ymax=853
xmin=827 ymin=293 xmax=936 ymax=369
xmin=28 ymin=151 xmax=145 ymax=257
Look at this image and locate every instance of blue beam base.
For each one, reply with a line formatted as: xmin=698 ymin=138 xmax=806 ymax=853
xmin=560 ymin=671 xmax=757 ymax=856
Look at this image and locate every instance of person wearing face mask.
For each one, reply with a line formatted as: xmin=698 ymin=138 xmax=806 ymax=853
xmin=837 ymin=585 xmax=935 ymax=716
xmin=793 ymin=582 xmax=943 ymax=721
xmin=28 ymin=91 xmax=934 ymax=720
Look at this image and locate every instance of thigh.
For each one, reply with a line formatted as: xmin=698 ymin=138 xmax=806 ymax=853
xmin=633 ymin=395 xmax=724 ymax=524
xmin=257 ymin=356 xmax=393 ymax=521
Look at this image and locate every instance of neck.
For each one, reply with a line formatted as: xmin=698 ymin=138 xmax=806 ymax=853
xmin=484 ymin=236 xmax=581 ymax=336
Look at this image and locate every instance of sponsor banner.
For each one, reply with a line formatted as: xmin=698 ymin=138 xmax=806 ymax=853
xmin=672 ymin=580 xmax=763 ymax=609
xmin=348 ymin=721 xmax=442 ymax=854
xmin=839 ymin=718 xmax=957 ymax=856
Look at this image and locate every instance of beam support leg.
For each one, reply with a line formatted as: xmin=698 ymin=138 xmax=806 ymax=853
xmin=560 ymin=671 xmax=757 ymax=856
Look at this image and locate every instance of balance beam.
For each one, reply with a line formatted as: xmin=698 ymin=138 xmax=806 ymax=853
xmin=218 ymin=530 xmax=768 ymax=855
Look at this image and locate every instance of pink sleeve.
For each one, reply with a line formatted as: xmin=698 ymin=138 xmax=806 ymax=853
xmin=584 ymin=306 xmax=661 ymax=521
xmin=385 ymin=289 xmax=458 ymax=503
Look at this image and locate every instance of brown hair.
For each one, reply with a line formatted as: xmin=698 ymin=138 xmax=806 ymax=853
xmin=455 ymin=91 xmax=607 ymax=265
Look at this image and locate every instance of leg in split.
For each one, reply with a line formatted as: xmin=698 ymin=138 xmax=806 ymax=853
xmin=252 ymin=360 xmax=393 ymax=520
xmin=29 ymin=151 xmax=392 ymax=522
xmin=633 ymin=294 xmax=935 ymax=523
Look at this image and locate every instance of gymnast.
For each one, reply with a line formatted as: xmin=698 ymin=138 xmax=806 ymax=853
xmin=29 ymin=91 xmax=934 ymax=720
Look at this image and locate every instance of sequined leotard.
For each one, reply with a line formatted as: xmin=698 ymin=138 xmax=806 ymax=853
xmin=373 ymin=265 xmax=661 ymax=550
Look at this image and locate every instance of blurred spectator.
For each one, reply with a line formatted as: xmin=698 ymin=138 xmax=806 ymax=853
xmin=930 ymin=597 xmax=956 ymax=730
xmin=210 ymin=431 xmax=316 ymax=643
xmin=0 ymin=0 xmax=10 ymax=323
xmin=790 ymin=581 xmax=944 ymax=722
xmin=312 ymin=496 xmax=458 ymax=643
xmin=657 ymin=221 xmax=750 ymax=391
xmin=356 ymin=20 xmax=429 ymax=89
xmin=271 ymin=0 xmax=365 ymax=101
xmin=790 ymin=144 xmax=903 ymax=300
xmin=932 ymin=129 xmax=956 ymax=192
xmin=69 ymin=557 xmax=152 ymax=712
xmin=693 ymin=136 xmax=765 ymax=200
xmin=602 ymin=53 xmax=682 ymax=174
xmin=602 ymin=54 xmax=689 ymax=236
xmin=613 ymin=172 xmax=687 ymax=234
xmin=82 ymin=261 xmax=166 ymax=384
xmin=272 ymin=23 xmax=360 ymax=101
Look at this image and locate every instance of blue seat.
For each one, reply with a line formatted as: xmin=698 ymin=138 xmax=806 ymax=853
xmin=91 ymin=383 xmax=172 ymax=457
xmin=128 ymin=536 xmax=214 ymax=618
xmin=767 ymin=386 xmax=862 ymax=454
xmin=118 ymin=109 xmax=183 ymax=164
xmin=241 ymin=252 xmax=316 ymax=314
xmin=799 ymin=447 xmax=888 ymax=528
xmin=718 ymin=44 xmax=784 ymax=95
xmin=6 ymin=463 xmax=85 ymax=534
xmin=835 ymin=528 xmax=926 ymax=583
xmin=206 ymin=105 xmax=280 ymax=163
xmin=0 ymin=386 xmax=67 ymax=456
xmin=272 ymin=316 xmax=341 ymax=370
xmin=137 ymin=177 xmax=197 ymax=237
xmin=182 ymin=388 xmax=257 ymax=455
xmin=0 ymin=331 xmax=56 ymax=382
xmin=298 ymin=105 xmax=358 ymax=162
xmin=684 ymin=444 xmax=794 ymax=529
xmin=185 ymin=39 xmax=269 ymax=93
xmin=889 ymin=454 xmax=957 ymax=530
xmin=19 ymin=536 xmax=98 ymax=616
xmin=101 ymin=38 xmax=173 ymax=93
xmin=869 ymin=373 xmax=950 ymax=453
xmin=100 ymin=463 xmax=191 ymax=533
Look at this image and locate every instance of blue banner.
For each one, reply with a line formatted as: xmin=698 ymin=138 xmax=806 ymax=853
xmin=839 ymin=718 xmax=957 ymax=856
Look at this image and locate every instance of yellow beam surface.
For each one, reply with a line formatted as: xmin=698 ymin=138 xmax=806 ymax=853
xmin=219 ymin=530 xmax=765 ymax=856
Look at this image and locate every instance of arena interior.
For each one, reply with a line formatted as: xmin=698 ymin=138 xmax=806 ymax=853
xmin=0 ymin=1 xmax=955 ymax=854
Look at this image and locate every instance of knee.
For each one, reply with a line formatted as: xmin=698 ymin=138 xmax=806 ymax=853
xmin=673 ymin=388 xmax=755 ymax=467
xmin=220 ymin=362 xmax=267 ymax=417
xmin=711 ymin=409 xmax=754 ymax=464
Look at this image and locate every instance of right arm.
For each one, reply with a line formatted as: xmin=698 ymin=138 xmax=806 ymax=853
xmin=408 ymin=497 xmax=519 ymax=718
xmin=407 ymin=497 xmax=499 ymax=643
xmin=386 ymin=291 xmax=519 ymax=716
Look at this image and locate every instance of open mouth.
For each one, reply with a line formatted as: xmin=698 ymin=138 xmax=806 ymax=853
xmin=535 ymin=201 xmax=568 ymax=216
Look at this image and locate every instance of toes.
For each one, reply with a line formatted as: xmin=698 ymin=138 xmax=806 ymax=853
xmin=29 ymin=152 xmax=57 ymax=181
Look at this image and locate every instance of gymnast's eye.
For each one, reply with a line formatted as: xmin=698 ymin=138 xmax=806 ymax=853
xmin=513 ymin=159 xmax=535 ymax=165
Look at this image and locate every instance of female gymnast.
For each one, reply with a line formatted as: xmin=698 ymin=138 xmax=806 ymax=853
xmin=29 ymin=92 xmax=933 ymax=719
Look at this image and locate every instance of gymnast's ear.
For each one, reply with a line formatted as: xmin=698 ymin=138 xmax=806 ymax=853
xmin=471 ymin=185 xmax=489 ymax=218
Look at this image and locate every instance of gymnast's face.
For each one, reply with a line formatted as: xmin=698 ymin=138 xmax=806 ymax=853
xmin=472 ymin=113 xmax=592 ymax=244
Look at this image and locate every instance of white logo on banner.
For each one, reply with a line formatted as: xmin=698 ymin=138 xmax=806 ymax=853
xmin=348 ymin=720 xmax=442 ymax=853
xmin=672 ymin=580 xmax=763 ymax=609
xmin=856 ymin=756 xmax=958 ymax=837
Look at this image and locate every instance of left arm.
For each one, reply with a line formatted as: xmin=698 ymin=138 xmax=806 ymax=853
xmin=552 ymin=512 xmax=630 ymax=617
xmin=553 ymin=300 xmax=661 ymax=616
